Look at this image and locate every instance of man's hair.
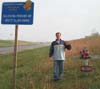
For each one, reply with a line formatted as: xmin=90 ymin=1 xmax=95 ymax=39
xmin=56 ymin=32 xmax=61 ymax=36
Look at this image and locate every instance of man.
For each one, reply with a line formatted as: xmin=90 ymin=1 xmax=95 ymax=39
xmin=49 ymin=32 xmax=71 ymax=81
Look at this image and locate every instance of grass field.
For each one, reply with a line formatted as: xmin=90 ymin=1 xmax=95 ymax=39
xmin=0 ymin=40 xmax=14 ymax=47
xmin=0 ymin=40 xmax=33 ymax=47
xmin=0 ymin=46 xmax=100 ymax=89
xmin=66 ymin=37 xmax=100 ymax=57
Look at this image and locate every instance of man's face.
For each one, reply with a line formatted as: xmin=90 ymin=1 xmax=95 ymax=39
xmin=56 ymin=33 xmax=61 ymax=39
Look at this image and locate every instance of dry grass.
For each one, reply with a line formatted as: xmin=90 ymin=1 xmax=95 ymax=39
xmin=66 ymin=37 xmax=100 ymax=57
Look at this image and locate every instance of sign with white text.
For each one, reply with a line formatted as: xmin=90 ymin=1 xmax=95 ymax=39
xmin=1 ymin=2 xmax=34 ymax=25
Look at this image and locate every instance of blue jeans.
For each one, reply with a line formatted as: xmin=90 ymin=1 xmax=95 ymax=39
xmin=53 ymin=60 xmax=64 ymax=80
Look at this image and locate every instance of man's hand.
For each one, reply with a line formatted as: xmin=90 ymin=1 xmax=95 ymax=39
xmin=64 ymin=41 xmax=72 ymax=50
xmin=48 ymin=57 xmax=53 ymax=62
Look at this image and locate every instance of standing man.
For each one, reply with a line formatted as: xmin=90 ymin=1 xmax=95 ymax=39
xmin=49 ymin=32 xmax=71 ymax=81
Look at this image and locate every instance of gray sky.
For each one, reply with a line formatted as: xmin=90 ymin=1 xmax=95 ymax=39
xmin=0 ymin=0 xmax=100 ymax=42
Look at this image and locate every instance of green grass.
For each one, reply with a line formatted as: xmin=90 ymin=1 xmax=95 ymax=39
xmin=0 ymin=47 xmax=100 ymax=89
xmin=0 ymin=40 xmax=14 ymax=47
xmin=0 ymin=40 xmax=33 ymax=47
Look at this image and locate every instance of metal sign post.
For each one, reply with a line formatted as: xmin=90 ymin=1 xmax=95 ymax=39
xmin=13 ymin=25 xmax=18 ymax=89
xmin=1 ymin=1 xmax=34 ymax=89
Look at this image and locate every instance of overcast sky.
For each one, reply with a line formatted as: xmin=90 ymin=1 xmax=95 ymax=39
xmin=0 ymin=0 xmax=100 ymax=42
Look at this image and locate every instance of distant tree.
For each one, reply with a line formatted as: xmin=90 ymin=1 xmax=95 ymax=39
xmin=85 ymin=31 xmax=100 ymax=38
xmin=91 ymin=32 xmax=100 ymax=37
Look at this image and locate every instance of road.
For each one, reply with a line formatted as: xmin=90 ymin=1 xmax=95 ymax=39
xmin=0 ymin=43 xmax=50 ymax=54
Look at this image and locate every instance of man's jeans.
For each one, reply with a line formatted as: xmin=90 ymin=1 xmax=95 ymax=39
xmin=53 ymin=60 xmax=64 ymax=80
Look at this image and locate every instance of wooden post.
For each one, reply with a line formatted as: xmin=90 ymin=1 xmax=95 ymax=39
xmin=13 ymin=25 xmax=18 ymax=89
